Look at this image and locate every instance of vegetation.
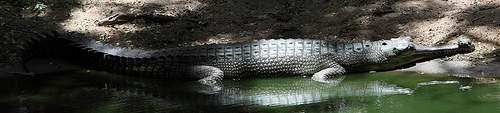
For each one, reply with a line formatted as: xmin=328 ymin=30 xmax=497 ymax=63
xmin=7 ymin=0 xmax=49 ymax=15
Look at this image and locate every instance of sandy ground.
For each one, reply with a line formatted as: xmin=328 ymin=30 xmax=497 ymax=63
xmin=1 ymin=0 xmax=500 ymax=77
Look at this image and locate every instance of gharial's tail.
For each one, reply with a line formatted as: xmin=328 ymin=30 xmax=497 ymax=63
xmin=21 ymin=31 xmax=69 ymax=63
xmin=20 ymin=31 xmax=163 ymax=77
xmin=19 ymin=31 xmax=69 ymax=72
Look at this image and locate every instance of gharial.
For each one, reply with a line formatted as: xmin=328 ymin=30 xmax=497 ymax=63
xmin=21 ymin=31 xmax=474 ymax=84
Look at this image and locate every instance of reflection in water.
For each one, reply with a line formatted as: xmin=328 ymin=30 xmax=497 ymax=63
xmin=229 ymin=81 xmax=411 ymax=106
xmin=0 ymin=70 xmax=499 ymax=112
xmin=92 ymin=72 xmax=412 ymax=107
xmin=186 ymin=79 xmax=411 ymax=106
xmin=417 ymin=81 xmax=459 ymax=86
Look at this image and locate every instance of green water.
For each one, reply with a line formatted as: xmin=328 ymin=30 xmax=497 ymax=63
xmin=0 ymin=70 xmax=499 ymax=113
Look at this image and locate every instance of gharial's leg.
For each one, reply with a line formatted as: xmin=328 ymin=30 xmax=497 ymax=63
xmin=188 ymin=66 xmax=224 ymax=84
xmin=312 ymin=67 xmax=346 ymax=84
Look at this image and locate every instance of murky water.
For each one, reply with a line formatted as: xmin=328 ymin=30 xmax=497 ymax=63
xmin=0 ymin=70 xmax=499 ymax=112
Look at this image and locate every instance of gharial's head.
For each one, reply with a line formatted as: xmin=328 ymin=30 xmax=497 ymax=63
xmin=363 ymin=37 xmax=474 ymax=71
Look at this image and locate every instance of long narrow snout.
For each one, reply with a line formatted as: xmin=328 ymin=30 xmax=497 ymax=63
xmin=413 ymin=37 xmax=475 ymax=58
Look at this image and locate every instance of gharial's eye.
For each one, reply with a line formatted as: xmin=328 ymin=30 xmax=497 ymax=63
xmin=382 ymin=42 xmax=387 ymax=45
xmin=392 ymin=48 xmax=399 ymax=53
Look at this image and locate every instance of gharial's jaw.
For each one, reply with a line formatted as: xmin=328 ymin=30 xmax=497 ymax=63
xmin=376 ymin=37 xmax=475 ymax=71
xmin=412 ymin=37 xmax=475 ymax=59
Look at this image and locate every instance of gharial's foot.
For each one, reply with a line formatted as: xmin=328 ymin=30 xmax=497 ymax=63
xmin=198 ymin=76 xmax=221 ymax=85
xmin=312 ymin=75 xmax=345 ymax=85
xmin=191 ymin=65 xmax=224 ymax=85
xmin=311 ymin=67 xmax=346 ymax=84
xmin=193 ymin=81 xmax=223 ymax=94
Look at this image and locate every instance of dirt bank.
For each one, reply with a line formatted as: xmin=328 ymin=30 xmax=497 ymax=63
xmin=1 ymin=0 xmax=500 ymax=76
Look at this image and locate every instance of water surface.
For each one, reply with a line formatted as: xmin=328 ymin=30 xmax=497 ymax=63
xmin=0 ymin=70 xmax=498 ymax=112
